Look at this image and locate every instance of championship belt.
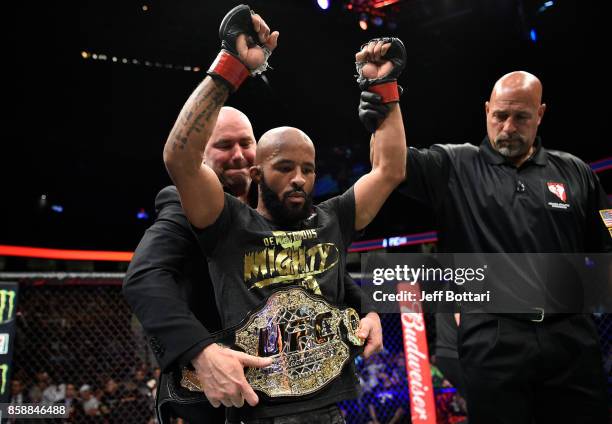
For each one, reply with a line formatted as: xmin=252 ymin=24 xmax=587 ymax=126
xmin=180 ymin=287 xmax=364 ymax=399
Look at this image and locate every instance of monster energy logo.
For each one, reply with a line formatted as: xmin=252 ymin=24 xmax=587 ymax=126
xmin=0 ymin=363 xmax=8 ymax=394
xmin=0 ymin=290 xmax=15 ymax=324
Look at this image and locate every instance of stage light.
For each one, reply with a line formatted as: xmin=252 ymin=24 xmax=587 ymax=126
xmin=142 ymin=5 xmax=149 ymax=11
xmin=359 ymin=13 xmax=368 ymax=30
xmin=538 ymin=1 xmax=554 ymax=13
xmin=51 ymin=205 xmax=63 ymax=213
xmin=136 ymin=209 xmax=149 ymax=220
xmin=530 ymin=29 xmax=537 ymax=42
xmin=317 ymin=0 xmax=329 ymax=10
xmin=372 ymin=16 xmax=383 ymax=27
xmin=83 ymin=50 xmax=204 ymax=73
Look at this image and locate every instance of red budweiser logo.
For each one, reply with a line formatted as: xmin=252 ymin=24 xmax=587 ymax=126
xmin=398 ymin=283 xmax=437 ymax=424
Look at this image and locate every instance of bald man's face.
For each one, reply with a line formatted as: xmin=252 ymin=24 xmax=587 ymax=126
xmin=486 ymin=86 xmax=545 ymax=161
xmin=204 ymin=110 xmax=256 ymax=196
xmin=254 ymin=132 xmax=316 ymax=224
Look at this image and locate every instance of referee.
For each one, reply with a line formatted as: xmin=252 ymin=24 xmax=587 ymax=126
xmin=359 ymin=70 xmax=610 ymax=423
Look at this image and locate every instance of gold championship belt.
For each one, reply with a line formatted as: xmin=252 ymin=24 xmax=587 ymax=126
xmin=181 ymin=287 xmax=364 ymax=399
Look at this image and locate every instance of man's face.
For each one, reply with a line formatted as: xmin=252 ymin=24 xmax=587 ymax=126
xmin=66 ymin=384 xmax=76 ymax=398
xmin=204 ymin=109 xmax=256 ymax=196
xmin=257 ymin=140 xmax=316 ymax=225
xmin=11 ymin=380 xmax=23 ymax=395
xmin=105 ymin=379 xmax=118 ymax=393
xmin=486 ymin=88 xmax=545 ymax=160
xmin=36 ymin=372 xmax=49 ymax=383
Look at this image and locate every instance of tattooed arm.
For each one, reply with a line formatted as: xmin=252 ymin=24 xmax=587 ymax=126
xmin=162 ymin=10 xmax=278 ymax=229
xmin=163 ymin=79 xmax=229 ymax=229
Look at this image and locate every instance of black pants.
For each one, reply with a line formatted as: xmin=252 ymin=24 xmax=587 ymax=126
xmin=226 ymin=404 xmax=345 ymax=424
xmin=458 ymin=313 xmax=609 ymax=424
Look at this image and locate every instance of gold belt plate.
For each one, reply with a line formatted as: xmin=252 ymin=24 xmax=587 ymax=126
xmin=181 ymin=287 xmax=363 ymax=398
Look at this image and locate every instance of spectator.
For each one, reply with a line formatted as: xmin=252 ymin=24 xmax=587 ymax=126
xmin=42 ymin=377 xmax=65 ymax=404
xmin=99 ymin=378 xmax=120 ymax=418
xmin=79 ymin=384 xmax=100 ymax=416
xmin=133 ymin=369 xmax=150 ymax=399
xmin=9 ymin=379 xmax=29 ymax=404
xmin=58 ymin=383 xmax=80 ymax=422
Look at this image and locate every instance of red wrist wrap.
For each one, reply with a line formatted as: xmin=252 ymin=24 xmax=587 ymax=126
xmin=208 ymin=50 xmax=249 ymax=92
xmin=368 ymin=81 xmax=399 ymax=103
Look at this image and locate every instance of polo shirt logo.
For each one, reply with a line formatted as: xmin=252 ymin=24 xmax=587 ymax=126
xmin=547 ymin=182 xmax=567 ymax=202
xmin=546 ymin=181 xmax=570 ymax=210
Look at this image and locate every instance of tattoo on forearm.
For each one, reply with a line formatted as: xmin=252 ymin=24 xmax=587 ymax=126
xmin=186 ymin=88 xmax=226 ymax=137
xmin=171 ymin=81 xmax=228 ymax=151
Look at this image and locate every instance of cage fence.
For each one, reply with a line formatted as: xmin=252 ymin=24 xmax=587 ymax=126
xmin=2 ymin=274 xmax=610 ymax=424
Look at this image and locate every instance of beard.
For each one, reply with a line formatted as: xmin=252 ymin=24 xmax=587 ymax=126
xmin=493 ymin=133 xmax=530 ymax=159
xmin=260 ymin=173 xmax=313 ymax=226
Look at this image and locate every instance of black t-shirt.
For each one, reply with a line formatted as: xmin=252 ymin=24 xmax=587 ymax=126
xmin=195 ymin=187 xmax=360 ymax=419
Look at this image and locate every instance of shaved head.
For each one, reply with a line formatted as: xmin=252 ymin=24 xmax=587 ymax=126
xmin=256 ymin=127 xmax=315 ymax=165
xmin=485 ymin=71 xmax=546 ymax=166
xmin=251 ymin=126 xmax=317 ymax=225
xmin=490 ymin=71 xmax=543 ymax=108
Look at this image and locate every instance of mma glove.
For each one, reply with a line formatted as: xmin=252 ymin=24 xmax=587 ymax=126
xmin=207 ymin=4 xmax=271 ymax=92
xmin=356 ymin=37 xmax=406 ymax=133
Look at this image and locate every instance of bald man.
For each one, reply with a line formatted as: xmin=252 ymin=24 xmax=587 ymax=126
xmin=161 ymin=6 xmax=405 ymax=424
xmin=124 ymin=106 xmax=256 ymax=424
xmin=360 ymin=71 xmax=611 ymax=423
xmin=126 ymin=104 xmax=379 ymax=423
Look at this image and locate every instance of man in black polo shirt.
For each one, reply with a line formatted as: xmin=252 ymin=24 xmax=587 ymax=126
xmin=359 ymin=71 xmax=610 ymax=423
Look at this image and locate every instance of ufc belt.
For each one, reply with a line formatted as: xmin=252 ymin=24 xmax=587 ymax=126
xmin=180 ymin=287 xmax=364 ymax=398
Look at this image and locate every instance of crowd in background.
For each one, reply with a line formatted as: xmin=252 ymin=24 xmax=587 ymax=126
xmin=9 ymin=365 xmax=158 ymax=423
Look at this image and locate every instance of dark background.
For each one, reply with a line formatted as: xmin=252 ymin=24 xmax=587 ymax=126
xmin=2 ymin=0 xmax=609 ymax=251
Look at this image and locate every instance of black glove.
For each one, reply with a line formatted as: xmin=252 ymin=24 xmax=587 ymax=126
xmin=208 ymin=4 xmax=261 ymax=91
xmin=359 ymin=91 xmax=390 ymax=134
xmin=218 ymin=4 xmax=259 ymax=57
xmin=356 ymin=37 xmax=406 ymax=132
xmin=356 ymin=37 xmax=406 ymax=91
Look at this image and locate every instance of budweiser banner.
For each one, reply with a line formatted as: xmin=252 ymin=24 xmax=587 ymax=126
xmin=397 ymin=282 xmax=436 ymax=424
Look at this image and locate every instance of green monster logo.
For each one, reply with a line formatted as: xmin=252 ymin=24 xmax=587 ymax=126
xmin=0 ymin=290 xmax=15 ymax=324
xmin=0 ymin=363 xmax=8 ymax=394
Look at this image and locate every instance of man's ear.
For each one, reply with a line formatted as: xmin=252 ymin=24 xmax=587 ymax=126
xmin=250 ymin=166 xmax=261 ymax=184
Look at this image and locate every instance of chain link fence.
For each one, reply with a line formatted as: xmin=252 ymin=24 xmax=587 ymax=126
xmin=7 ymin=275 xmax=157 ymax=424
xmin=3 ymin=274 xmax=611 ymax=423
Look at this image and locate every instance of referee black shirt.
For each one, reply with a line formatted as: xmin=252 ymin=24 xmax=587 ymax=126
xmin=399 ymin=136 xmax=611 ymax=255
